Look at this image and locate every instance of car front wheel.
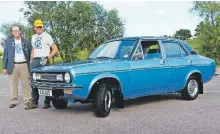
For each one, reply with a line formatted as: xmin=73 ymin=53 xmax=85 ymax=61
xmin=52 ymin=99 xmax=68 ymax=109
xmin=181 ymin=76 xmax=201 ymax=100
xmin=95 ymin=82 xmax=112 ymax=117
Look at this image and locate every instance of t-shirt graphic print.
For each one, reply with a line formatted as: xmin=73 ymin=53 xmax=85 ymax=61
xmin=31 ymin=32 xmax=54 ymax=58
xmin=34 ymin=37 xmax=43 ymax=49
xmin=15 ymin=43 xmax=23 ymax=54
xmin=14 ymin=39 xmax=26 ymax=62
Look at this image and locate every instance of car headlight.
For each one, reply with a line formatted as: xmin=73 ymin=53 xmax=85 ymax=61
xmin=56 ymin=74 xmax=63 ymax=81
xmin=64 ymin=72 xmax=71 ymax=83
xmin=33 ymin=73 xmax=41 ymax=81
xmin=33 ymin=73 xmax=37 ymax=81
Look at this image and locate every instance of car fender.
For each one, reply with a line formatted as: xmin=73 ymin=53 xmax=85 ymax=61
xmin=88 ymin=73 xmax=123 ymax=94
xmin=184 ymin=69 xmax=202 ymax=86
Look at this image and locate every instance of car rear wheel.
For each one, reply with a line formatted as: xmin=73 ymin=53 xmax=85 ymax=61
xmin=52 ymin=99 xmax=68 ymax=109
xmin=95 ymin=82 xmax=112 ymax=117
xmin=181 ymin=76 xmax=201 ymax=100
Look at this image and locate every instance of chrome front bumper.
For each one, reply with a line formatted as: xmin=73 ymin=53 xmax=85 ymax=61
xmin=30 ymin=81 xmax=83 ymax=90
xmin=30 ymin=81 xmax=85 ymax=100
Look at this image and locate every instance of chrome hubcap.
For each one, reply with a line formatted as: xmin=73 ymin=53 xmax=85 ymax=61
xmin=105 ymin=90 xmax=111 ymax=111
xmin=187 ymin=79 xmax=198 ymax=97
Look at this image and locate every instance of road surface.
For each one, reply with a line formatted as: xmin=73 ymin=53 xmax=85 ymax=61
xmin=0 ymin=70 xmax=220 ymax=134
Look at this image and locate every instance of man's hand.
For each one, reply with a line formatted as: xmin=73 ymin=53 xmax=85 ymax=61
xmin=44 ymin=59 xmax=48 ymax=65
xmin=2 ymin=69 xmax=7 ymax=75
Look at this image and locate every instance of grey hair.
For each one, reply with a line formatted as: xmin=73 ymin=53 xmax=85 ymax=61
xmin=11 ymin=24 xmax=22 ymax=32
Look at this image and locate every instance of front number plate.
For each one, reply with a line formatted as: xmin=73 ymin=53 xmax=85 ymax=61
xmin=38 ymin=89 xmax=52 ymax=96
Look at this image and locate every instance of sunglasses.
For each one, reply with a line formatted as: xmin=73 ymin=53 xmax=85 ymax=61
xmin=36 ymin=26 xmax=43 ymax=29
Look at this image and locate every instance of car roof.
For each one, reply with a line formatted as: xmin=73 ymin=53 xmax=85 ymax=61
xmin=103 ymin=36 xmax=180 ymax=43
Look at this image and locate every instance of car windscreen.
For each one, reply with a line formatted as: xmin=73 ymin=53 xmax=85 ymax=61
xmin=89 ymin=40 xmax=137 ymax=59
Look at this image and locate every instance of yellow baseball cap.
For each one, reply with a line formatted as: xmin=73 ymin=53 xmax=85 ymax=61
xmin=34 ymin=19 xmax=43 ymax=27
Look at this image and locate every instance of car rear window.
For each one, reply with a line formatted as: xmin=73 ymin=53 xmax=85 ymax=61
xmin=162 ymin=41 xmax=182 ymax=58
xmin=181 ymin=41 xmax=193 ymax=52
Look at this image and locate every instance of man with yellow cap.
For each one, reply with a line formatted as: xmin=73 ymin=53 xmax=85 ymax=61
xmin=30 ymin=19 xmax=58 ymax=109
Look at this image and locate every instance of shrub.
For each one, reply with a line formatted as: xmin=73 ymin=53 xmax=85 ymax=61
xmin=0 ymin=50 xmax=3 ymax=57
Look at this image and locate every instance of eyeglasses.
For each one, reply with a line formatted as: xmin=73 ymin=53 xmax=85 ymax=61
xmin=12 ymin=30 xmax=20 ymax=32
xmin=36 ymin=26 xmax=43 ymax=29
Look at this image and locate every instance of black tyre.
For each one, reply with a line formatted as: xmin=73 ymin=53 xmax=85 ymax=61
xmin=52 ymin=99 xmax=68 ymax=109
xmin=181 ymin=76 xmax=201 ymax=100
xmin=95 ymin=82 xmax=112 ymax=117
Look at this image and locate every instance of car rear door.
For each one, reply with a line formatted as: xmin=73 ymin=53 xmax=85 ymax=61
xmin=161 ymin=40 xmax=192 ymax=92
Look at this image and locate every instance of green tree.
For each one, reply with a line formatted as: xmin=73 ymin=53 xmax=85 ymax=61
xmin=190 ymin=1 xmax=220 ymax=26
xmin=20 ymin=1 xmax=125 ymax=62
xmin=191 ymin=1 xmax=220 ymax=63
xmin=174 ymin=29 xmax=192 ymax=40
xmin=0 ymin=22 xmax=34 ymax=39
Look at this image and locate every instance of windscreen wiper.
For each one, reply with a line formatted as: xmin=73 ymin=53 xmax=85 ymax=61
xmin=86 ymin=57 xmax=95 ymax=60
xmin=96 ymin=56 xmax=114 ymax=59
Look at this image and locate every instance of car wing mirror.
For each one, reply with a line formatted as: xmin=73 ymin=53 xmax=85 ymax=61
xmin=133 ymin=52 xmax=143 ymax=60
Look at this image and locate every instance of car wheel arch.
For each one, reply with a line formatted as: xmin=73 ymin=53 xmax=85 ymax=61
xmin=87 ymin=74 xmax=124 ymax=102
xmin=185 ymin=71 xmax=203 ymax=94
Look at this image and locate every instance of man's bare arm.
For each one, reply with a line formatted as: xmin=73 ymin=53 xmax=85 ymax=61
xmin=48 ymin=44 xmax=58 ymax=60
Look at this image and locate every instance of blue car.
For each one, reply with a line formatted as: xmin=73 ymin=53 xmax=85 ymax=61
xmin=30 ymin=36 xmax=216 ymax=117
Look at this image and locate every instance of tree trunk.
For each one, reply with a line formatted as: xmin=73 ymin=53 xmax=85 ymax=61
xmin=210 ymin=13 xmax=215 ymax=26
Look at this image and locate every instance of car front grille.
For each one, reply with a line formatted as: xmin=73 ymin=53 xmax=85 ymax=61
xmin=41 ymin=74 xmax=57 ymax=81
xmin=36 ymin=73 xmax=64 ymax=83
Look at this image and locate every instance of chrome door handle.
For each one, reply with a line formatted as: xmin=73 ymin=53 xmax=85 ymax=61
xmin=160 ymin=60 xmax=165 ymax=65
xmin=188 ymin=60 xmax=192 ymax=63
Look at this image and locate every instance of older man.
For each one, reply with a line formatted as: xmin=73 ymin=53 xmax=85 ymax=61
xmin=30 ymin=19 xmax=58 ymax=109
xmin=2 ymin=25 xmax=34 ymax=110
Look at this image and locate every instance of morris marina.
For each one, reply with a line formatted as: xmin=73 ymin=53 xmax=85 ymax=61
xmin=30 ymin=36 xmax=216 ymax=117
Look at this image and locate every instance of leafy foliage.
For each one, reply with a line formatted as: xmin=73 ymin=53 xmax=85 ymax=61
xmin=190 ymin=1 xmax=220 ymax=26
xmin=174 ymin=29 xmax=192 ymax=40
xmin=0 ymin=50 xmax=2 ymax=57
xmin=0 ymin=58 xmax=2 ymax=72
xmin=191 ymin=1 xmax=220 ymax=64
xmin=0 ymin=22 xmax=34 ymax=39
xmin=20 ymin=1 xmax=125 ymax=62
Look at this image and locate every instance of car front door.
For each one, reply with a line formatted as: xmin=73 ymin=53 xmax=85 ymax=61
xmin=161 ymin=40 xmax=192 ymax=92
xmin=129 ymin=40 xmax=169 ymax=98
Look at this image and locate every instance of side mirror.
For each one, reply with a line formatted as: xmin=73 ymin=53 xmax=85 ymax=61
xmin=133 ymin=52 xmax=143 ymax=60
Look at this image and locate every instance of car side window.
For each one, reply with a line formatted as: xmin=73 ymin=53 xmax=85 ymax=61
xmin=162 ymin=41 xmax=181 ymax=58
xmin=141 ymin=40 xmax=162 ymax=59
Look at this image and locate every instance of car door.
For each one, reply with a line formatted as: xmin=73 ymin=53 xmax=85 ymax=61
xmin=129 ymin=40 xmax=169 ymax=98
xmin=161 ymin=40 xmax=192 ymax=92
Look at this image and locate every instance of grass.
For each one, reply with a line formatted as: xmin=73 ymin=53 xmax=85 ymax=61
xmin=0 ymin=58 xmax=2 ymax=72
xmin=186 ymin=38 xmax=204 ymax=53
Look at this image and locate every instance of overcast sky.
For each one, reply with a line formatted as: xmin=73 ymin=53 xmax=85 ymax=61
xmin=0 ymin=1 xmax=201 ymax=38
